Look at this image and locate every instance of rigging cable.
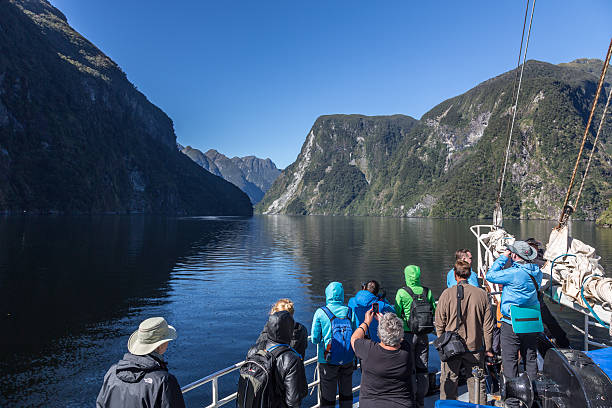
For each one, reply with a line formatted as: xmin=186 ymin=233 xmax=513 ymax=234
xmin=495 ymin=0 xmax=536 ymax=216
xmin=574 ymin=81 xmax=612 ymax=211
xmin=557 ymin=38 xmax=612 ymax=228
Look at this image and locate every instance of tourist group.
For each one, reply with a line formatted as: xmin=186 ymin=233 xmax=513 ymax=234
xmin=96 ymin=241 xmax=555 ymax=408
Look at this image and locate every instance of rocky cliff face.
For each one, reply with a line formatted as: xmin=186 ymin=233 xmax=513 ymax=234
xmin=181 ymin=146 xmax=280 ymax=204
xmin=0 ymin=0 xmax=252 ymax=215
xmin=258 ymin=60 xmax=612 ymax=220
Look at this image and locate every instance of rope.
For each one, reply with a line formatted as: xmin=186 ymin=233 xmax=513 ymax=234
xmin=581 ymin=275 xmax=610 ymax=329
xmin=496 ymin=0 xmax=536 ymax=206
xmin=557 ymin=38 xmax=612 ymax=228
xmin=496 ymin=0 xmax=530 ymax=206
xmin=574 ymin=84 xmax=612 ymax=210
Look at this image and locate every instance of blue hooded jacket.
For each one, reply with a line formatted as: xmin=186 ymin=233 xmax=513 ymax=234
xmin=486 ymin=254 xmax=542 ymax=324
xmin=446 ymin=268 xmax=479 ymax=288
xmin=311 ymin=282 xmax=357 ymax=364
xmin=347 ymin=290 xmax=394 ymax=343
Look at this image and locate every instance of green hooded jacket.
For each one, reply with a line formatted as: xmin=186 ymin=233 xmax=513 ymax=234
xmin=395 ymin=265 xmax=437 ymax=332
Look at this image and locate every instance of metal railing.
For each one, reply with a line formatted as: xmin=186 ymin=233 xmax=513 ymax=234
xmin=469 ymin=224 xmax=503 ymax=303
xmin=181 ymin=337 xmax=439 ymax=407
xmin=181 ymin=339 xmax=356 ymax=408
xmin=469 ymin=223 xmax=612 ymax=352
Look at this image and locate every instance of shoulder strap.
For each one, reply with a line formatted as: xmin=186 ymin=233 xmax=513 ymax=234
xmin=402 ymin=286 xmax=416 ymax=299
xmin=527 ymin=273 xmax=542 ymax=300
xmin=455 ymin=283 xmax=464 ymax=332
xmin=321 ymin=306 xmax=336 ymax=321
xmin=421 ymin=286 xmax=430 ymax=299
xmin=527 ymin=273 xmax=540 ymax=292
xmin=267 ymin=344 xmax=301 ymax=360
xmin=346 ymin=308 xmax=352 ymax=320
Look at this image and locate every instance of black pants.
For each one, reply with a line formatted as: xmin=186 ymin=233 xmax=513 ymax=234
xmin=319 ymin=362 xmax=353 ymax=408
xmin=500 ymin=322 xmax=538 ymax=379
xmin=404 ymin=332 xmax=428 ymax=408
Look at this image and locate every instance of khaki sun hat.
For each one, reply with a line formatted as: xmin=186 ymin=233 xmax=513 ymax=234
xmin=128 ymin=317 xmax=177 ymax=356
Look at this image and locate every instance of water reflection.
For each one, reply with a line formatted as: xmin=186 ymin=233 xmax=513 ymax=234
xmin=0 ymin=215 xmax=610 ymax=407
xmin=0 ymin=215 xmax=246 ymax=406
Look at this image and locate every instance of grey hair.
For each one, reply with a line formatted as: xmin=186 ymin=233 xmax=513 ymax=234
xmin=377 ymin=313 xmax=404 ymax=347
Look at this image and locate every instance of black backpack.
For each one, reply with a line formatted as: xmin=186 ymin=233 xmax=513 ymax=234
xmin=237 ymin=344 xmax=291 ymax=408
xmin=402 ymin=286 xmax=434 ymax=334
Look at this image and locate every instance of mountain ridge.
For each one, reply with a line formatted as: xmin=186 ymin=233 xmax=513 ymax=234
xmin=180 ymin=146 xmax=281 ymax=204
xmin=257 ymin=59 xmax=612 ymax=220
xmin=0 ymin=0 xmax=252 ymax=215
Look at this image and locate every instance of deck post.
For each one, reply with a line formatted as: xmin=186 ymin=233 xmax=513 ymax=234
xmin=212 ymin=377 xmax=219 ymax=406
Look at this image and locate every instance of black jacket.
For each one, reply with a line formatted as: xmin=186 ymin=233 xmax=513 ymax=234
xmin=250 ymin=320 xmax=308 ymax=360
xmin=248 ymin=311 xmax=308 ymax=408
xmin=96 ymin=353 xmax=185 ymax=408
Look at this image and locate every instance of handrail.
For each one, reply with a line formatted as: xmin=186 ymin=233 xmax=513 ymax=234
xmin=470 ymin=223 xmax=611 ymax=352
xmin=181 ymin=337 xmax=356 ymax=408
xmin=182 ymin=336 xmax=439 ymax=407
xmin=469 ymin=225 xmax=502 ymax=303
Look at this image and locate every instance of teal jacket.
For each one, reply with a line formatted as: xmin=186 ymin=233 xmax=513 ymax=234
xmin=311 ymin=282 xmax=357 ymax=364
xmin=487 ymin=255 xmax=542 ymax=324
xmin=395 ymin=265 xmax=436 ymax=332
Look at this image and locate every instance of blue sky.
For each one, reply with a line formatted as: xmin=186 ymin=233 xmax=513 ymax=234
xmin=50 ymin=0 xmax=611 ymax=168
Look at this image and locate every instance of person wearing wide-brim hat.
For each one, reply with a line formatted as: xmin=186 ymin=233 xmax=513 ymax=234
xmin=96 ymin=317 xmax=185 ymax=408
xmin=485 ymin=240 xmax=543 ymax=384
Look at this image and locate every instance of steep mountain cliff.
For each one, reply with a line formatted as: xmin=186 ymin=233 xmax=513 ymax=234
xmin=181 ymin=146 xmax=280 ymax=204
xmin=258 ymin=60 xmax=612 ymax=220
xmin=0 ymin=0 xmax=252 ymax=215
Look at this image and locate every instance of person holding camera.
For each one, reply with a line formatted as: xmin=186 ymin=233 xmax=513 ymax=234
xmin=348 ymin=280 xmax=395 ymax=343
xmin=486 ymin=241 xmax=542 ymax=380
xmin=434 ymin=261 xmax=495 ymax=404
xmin=351 ymin=309 xmax=415 ymax=408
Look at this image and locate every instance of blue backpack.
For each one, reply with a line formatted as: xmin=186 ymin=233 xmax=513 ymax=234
xmin=321 ymin=306 xmax=354 ymax=365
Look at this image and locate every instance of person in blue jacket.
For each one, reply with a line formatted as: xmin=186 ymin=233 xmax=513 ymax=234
xmin=486 ymin=240 xmax=542 ymax=380
xmin=446 ymin=248 xmax=479 ymax=287
xmin=347 ymin=280 xmax=394 ymax=343
xmin=311 ymin=282 xmax=357 ymax=408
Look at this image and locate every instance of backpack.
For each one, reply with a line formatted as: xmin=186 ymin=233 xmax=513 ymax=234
xmin=237 ymin=344 xmax=292 ymax=408
xmin=402 ymin=286 xmax=434 ymax=334
xmin=321 ymin=306 xmax=354 ymax=365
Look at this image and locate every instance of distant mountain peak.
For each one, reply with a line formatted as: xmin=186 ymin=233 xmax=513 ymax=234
xmin=179 ymin=145 xmax=280 ymax=205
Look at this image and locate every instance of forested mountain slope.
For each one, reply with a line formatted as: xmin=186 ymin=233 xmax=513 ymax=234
xmin=0 ymin=0 xmax=252 ymax=215
xmin=258 ymin=60 xmax=612 ymax=220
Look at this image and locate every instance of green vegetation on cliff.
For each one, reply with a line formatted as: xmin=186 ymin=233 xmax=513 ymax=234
xmin=258 ymin=60 xmax=612 ymax=220
xmin=597 ymin=199 xmax=612 ymax=227
xmin=0 ymin=0 xmax=252 ymax=215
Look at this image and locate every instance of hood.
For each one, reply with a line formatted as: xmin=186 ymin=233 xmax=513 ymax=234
xmin=404 ymin=265 xmax=421 ymax=287
xmin=325 ymin=282 xmax=344 ymax=304
xmin=266 ymin=311 xmax=294 ymax=344
xmin=353 ymin=289 xmax=377 ymax=306
xmin=115 ymin=353 xmax=166 ymax=383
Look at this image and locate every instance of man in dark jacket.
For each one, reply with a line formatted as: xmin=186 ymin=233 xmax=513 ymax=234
xmin=249 ymin=310 xmax=308 ymax=408
xmin=96 ymin=317 xmax=185 ymax=408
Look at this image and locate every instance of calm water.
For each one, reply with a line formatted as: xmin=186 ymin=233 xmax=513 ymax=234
xmin=0 ymin=215 xmax=611 ymax=407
